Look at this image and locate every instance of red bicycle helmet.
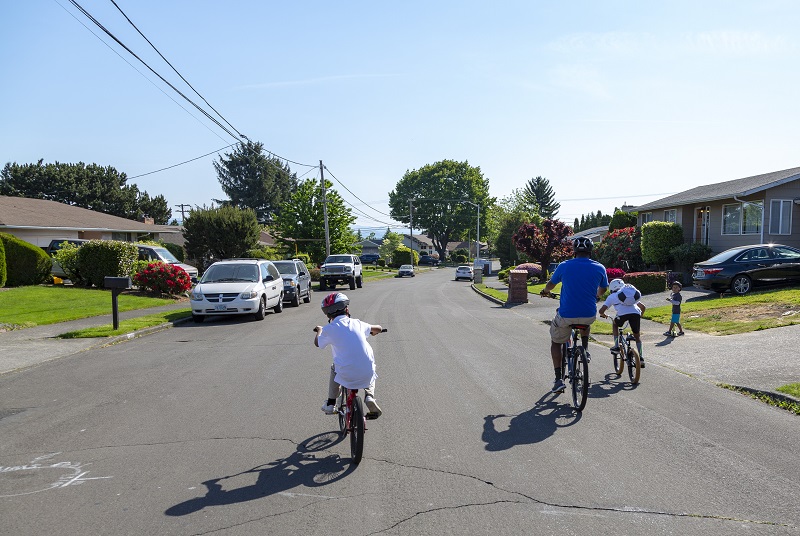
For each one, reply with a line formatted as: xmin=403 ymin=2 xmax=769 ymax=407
xmin=321 ymin=292 xmax=349 ymax=315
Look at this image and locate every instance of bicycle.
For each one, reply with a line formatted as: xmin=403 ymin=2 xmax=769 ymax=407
xmin=331 ymin=328 xmax=388 ymax=466
xmin=601 ymin=316 xmax=640 ymax=384
xmin=541 ymin=292 xmax=590 ymax=411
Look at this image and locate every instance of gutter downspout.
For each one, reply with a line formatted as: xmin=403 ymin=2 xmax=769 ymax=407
xmin=733 ymin=195 xmax=763 ymax=244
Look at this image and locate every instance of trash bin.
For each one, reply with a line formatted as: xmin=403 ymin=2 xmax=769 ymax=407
xmin=473 ymin=268 xmax=483 ymax=284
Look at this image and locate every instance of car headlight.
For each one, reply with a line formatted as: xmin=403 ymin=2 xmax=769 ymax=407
xmin=285 ymin=280 xmax=297 ymax=287
xmin=344 ymin=267 xmax=352 ymax=273
xmin=240 ymin=290 xmax=259 ymax=299
xmin=190 ymin=290 xmax=204 ymax=300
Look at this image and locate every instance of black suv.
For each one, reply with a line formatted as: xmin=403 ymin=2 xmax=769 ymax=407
xmin=418 ymin=255 xmax=440 ymax=266
xmin=272 ymin=259 xmax=312 ymax=307
xmin=359 ymin=253 xmax=380 ymax=264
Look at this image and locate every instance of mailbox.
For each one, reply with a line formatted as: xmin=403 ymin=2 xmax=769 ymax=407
xmin=104 ymin=276 xmax=132 ymax=289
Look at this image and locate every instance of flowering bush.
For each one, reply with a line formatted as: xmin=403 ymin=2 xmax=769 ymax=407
xmin=606 ymin=267 xmax=626 ymax=281
xmin=515 ymin=263 xmax=543 ymax=280
xmin=133 ymin=261 xmax=192 ymax=295
xmin=595 ymin=227 xmax=644 ymax=271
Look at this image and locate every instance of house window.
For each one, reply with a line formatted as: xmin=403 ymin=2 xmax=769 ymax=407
xmin=769 ymin=199 xmax=792 ymax=235
xmin=112 ymin=232 xmax=132 ymax=241
xmin=722 ymin=202 xmax=762 ymax=235
xmin=664 ymin=209 xmax=676 ymax=223
xmin=641 ymin=212 xmax=653 ymax=224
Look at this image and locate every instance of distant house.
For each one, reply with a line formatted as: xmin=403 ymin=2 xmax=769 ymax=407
xmin=450 ymin=239 xmax=488 ymax=258
xmin=632 ymin=166 xmax=800 ymax=253
xmin=568 ymin=226 xmax=609 ymax=244
xmin=0 ymin=195 xmax=179 ymax=248
xmin=402 ymin=234 xmax=442 ymax=257
xmin=356 ymin=240 xmax=380 ymax=256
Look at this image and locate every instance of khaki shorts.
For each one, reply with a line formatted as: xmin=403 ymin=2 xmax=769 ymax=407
xmin=550 ymin=313 xmax=596 ymax=344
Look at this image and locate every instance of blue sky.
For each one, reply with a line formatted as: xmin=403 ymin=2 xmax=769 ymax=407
xmin=2 ymin=1 xmax=799 ymax=233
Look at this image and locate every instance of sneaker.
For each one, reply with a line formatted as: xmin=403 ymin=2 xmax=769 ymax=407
xmin=639 ymin=357 xmax=645 ymax=369
xmin=663 ymin=331 xmax=674 ymax=337
xmin=364 ymin=396 xmax=382 ymax=419
xmin=321 ymin=403 xmax=336 ymax=415
xmin=610 ymin=345 xmax=620 ymax=354
xmin=551 ymin=379 xmax=566 ymax=393
xmin=677 ymin=331 xmax=685 ymax=336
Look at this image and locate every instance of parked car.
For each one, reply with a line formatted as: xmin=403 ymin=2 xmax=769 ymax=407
xmin=359 ymin=253 xmax=381 ymax=264
xmin=397 ymin=264 xmax=415 ymax=277
xmin=272 ymin=259 xmax=312 ymax=307
xmin=455 ymin=265 xmax=474 ymax=281
xmin=46 ymin=239 xmax=89 ymax=278
xmin=418 ymin=255 xmax=440 ymax=266
xmin=136 ymin=243 xmax=199 ymax=281
xmin=319 ymin=254 xmax=363 ymax=290
xmin=692 ymin=244 xmax=800 ymax=295
xmin=189 ymin=259 xmax=284 ymax=322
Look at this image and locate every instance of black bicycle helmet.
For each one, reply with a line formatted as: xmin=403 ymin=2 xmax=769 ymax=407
xmin=321 ymin=292 xmax=349 ymax=315
xmin=572 ymin=236 xmax=593 ymax=252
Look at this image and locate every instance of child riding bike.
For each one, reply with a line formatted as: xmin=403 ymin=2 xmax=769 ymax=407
xmin=313 ymin=292 xmax=384 ymax=419
xmin=598 ymin=279 xmax=647 ymax=367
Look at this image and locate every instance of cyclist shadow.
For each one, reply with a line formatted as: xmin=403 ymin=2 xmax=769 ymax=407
xmin=482 ymin=392 xmax=581 ymax=452
xmin=589 ymin=372 xmax=638 ymax=398
xmin=164 ymin=432 xmax=353 ymax=516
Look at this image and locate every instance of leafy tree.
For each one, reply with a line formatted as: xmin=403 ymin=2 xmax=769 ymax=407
xmin=213 ymin=140 xmax=298 ymax=223
xmin=391 ymin=245 xmax=418 ymax=267
xmin=378 ymin=231 xmax=403 ymax=263
xmin=608 ymin=209 xmax=638 ymax=231
xmin=0 ymin=160 xmax=171 ymax=224
xmin=489 ymin=188 xmax=541 ymax=267
xmin=273 ymin=178 xmax=357 ymax=264
xmin=512 ymin=219 xmax=573 ymax=281
xmin=573 ymin=209 xmax=613 ymax=232
xmin=522 ymin=176 xmax=560 ymax=219
xmin=595 ymin=227 xmax=645 ymax=271
xmin=641 ymin=221 xmax=683 ymax=267
xmin=183 ymin=206 xmax=261 ymax=268
xmin=388 ymin=160 xmax=493 ymax=260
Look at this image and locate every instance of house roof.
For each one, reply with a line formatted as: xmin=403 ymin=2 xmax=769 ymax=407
xmin=568 ymin=226 xmax=608 ymax=242
xmin=356 ymin=240 xmax=381 ymax=247
xmin=634 ymin=166 xmax=800 ymax=212
xmin=0 ymin=195 xmax=178 ymax=233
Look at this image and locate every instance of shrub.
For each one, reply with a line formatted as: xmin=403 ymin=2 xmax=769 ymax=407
xmin=608 ymin=210 xmax=638 ymax=232
xmin=246 ymin=245 xmax=283 ymax=260
xmin=641 ymin=221 xmax=683 ymax=267
xmin=309 ymin=267 xmax=321 ymax=281
xmin=78 ymin=240 xmax=138 ymax=288
xmin=293 ymin=253 xmax=311 ymax=265
xmin=498 ymin=267 xmax=512 ymax=281
xmin=133 ymin=261 xmax=192 ymax=295
xmin=595 ymin=226 xmax=644 ymax=271
xmin=670 ymin=242 xmax=712 ymax=270
xmin=162 ymin=242 xmax=185 ymax=262
xmin=0 ymin=237 xmax=6 ymax=287
xmin=391 ymin=246 xmax=418 ymax=267
xmin=606 ymin=267 xmax=626 ymax=281
xmin=52 ymin=242 xmax=84 ymax=283
xmin=515 ymin=262 xmax=543 ymax=280
xmin=0 ymin=232 xmax=51 ymax=287
xmin=377 ymin=259 xmax=386 ymax=267
xmin=623 ymin=271 xmax=668 ymax=295
xmin=667 ymin=271 xmax=685 ymax=287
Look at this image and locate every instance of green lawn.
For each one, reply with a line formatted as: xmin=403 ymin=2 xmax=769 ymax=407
xmin=0 ymin=286 xmax=181 ymax=330
xmin=59 ymin=309 xmax=192 ymax=338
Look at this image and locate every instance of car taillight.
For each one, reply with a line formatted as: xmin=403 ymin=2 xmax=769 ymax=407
xmin=702 ymin=268 xmax=724 ymax=275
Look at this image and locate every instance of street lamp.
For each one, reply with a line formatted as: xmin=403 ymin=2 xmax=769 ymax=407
xmin=462 ymin=200 xmax=480 ymax=261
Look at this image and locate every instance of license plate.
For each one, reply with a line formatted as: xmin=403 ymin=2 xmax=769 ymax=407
xmin=694 ymin=270 xmax=704 ymax=277
xmin=214 ymin=304 xmax=227 ymax=311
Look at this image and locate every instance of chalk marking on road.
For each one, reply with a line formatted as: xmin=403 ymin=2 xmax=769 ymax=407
xmin=279 ymin=491 xmax=337 ymax=499
xmin=0 ymin=453 xmax=113 ymax=498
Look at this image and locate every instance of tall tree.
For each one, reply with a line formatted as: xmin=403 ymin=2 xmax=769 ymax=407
xmin=512 ymin=219 xmax=573 ymax=280
xmin=388 ymin=160 xmax=493 ymax=260
xmin=488 ymin=188 xmax=541 ymax=267
xmin=523 ymin=176 xmax=560 ymax=219
xmin=0 ymin=160 xmax=171 ymax=223
xmin=378 ymin=230 xmax=403 ymax=262
xmin=214 ymin=140 xmax=298 ymax=223
xmin=183 ymin=206 xmax=261 ymax=268
xmin=273 ymin=178 xmax=357 ymax=264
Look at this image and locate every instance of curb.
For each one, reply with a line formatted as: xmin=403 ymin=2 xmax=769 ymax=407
xmin=93 ymin=315 xmax=193 ymax=348
xmin=470 ymin=283 xmax=507 ymax=306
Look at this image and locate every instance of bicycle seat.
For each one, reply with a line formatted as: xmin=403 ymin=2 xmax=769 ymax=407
xmin=570 ymin=324 xmax=590 ymax=330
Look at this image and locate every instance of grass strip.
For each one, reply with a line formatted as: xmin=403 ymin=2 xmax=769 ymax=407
xmin=473 ymin=283 xmax=507 ymax=302
xmin=776 ymin=382 xmax=800 ymax=399
xmin=59 ymin=309 xmax=192 ymax=338
xmin=718 ymin=383 xmax=800 ymax=415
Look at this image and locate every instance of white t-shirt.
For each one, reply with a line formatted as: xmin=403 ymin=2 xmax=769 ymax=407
xmin=603 ymin=290 xmax=642 ymax=316
xmin=317 ymin=316 xmax=377 ymax=389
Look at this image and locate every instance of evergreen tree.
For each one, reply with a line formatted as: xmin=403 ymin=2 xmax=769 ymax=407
xmin=522 ymin=176 xmax=560 ymax=219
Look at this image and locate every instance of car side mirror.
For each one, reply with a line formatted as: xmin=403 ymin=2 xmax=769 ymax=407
xmin=264 ymin=275 xmax=274 ymax=282
xmin=299 ymin=271 xmax=306 ymax=276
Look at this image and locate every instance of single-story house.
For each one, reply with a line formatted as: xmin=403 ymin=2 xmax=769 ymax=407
xmin=0 ymin=195 xmax=180 ymax=248
xmin=632 ymin=166 xmax=800 ymax=253
xmin=402 ymin=234 xmax=439 ymax=257
xmin=356 ymin=240 xmax=380 ymax=256
xmin=568 ymin=226 xmax=609 ymax=244
xmin=450 ymin=239 xmax=488 ymax=258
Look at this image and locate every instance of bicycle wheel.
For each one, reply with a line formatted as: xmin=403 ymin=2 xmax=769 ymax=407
xmin=571 ymin=347 xmax=589 ymax=411
xmin=337 ymin=387 xmax=347 ymax=436
xmin=613 ymin=343 xmax=625 ymax=375
xmin=627 ymin=346 xmax=641 ymax=384
xmin=350 ymin=395 xmax=365 ymax=465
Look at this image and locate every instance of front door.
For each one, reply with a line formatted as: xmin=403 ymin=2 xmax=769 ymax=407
xmin=695 ymin=206 xmax=710 ymax=245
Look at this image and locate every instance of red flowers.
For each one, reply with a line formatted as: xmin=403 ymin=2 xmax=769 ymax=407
xmin=133 ymin=261 xmax=191 ymax=295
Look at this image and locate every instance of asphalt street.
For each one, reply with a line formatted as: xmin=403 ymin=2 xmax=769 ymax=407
xmin=1 ymin=269 xmax=798 ymax=535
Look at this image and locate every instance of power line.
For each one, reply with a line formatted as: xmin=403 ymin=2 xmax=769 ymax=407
xmin=323 ymin=165 xmax=394 ymax=218
xmin=128 ymin=143 xmax=237 ymax=179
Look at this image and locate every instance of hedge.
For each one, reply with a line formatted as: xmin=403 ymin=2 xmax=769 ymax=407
xmin=641 ymin=221 xmax=683 ymax=267
xmin=78 ymin=240 xmax=138 ymax=288
xmin=0 ymin=233 xmax=51 ymax=287
xmin=0 ymin=237 xmax=6 ymax=287
xmin=622 ymin=271 xmax=668 ymax=295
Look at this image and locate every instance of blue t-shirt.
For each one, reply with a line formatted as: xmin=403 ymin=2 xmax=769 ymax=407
xmin=549 ymin=257 xmax=609 ymax=318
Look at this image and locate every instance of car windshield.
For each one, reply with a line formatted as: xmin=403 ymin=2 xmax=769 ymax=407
xmin=201 ymin=264 xmax=259 ymax=283
xmin=703 ymin=249 xmax=743 ymax=264
xmin=151 ymin=246 xmax=180 ymax=263
xmin=324 ymin=255 xmax=352 ymax=264
xmin=273 ymin=262 xmax=298 ymax=275
xmin=400 ymin=265 xmax=412 ymax=269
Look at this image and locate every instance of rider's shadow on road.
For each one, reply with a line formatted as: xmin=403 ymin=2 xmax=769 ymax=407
xmin=482 ymin=393 xmax=580 ymax=452
xmin=164 ymin=432 xmax=352 ymax=516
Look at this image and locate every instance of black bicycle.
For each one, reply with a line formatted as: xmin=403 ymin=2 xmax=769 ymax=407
xmin=542 ymin=292 xmax=590 ymax=411
xmin=612 ymin=319 xmax=641 ymax=384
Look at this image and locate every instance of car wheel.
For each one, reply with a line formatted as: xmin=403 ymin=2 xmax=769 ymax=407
xmin=303 ymin=288 xmax=312 ymax=303
xmin=356 ymin=275 xmax=363 ymax=288
xmin=349 ymin=277 xmax=356 ymax=290
xmin=253 ymin=296 xmax=266 ymax=321
xmin=192 ymin=314 xmax=204 ymax=323
xmin=731 ymin=274 xmax=752 ymax=295
xmin=273 ymin=293 xmax=284 ymax=313
xmin=291 ymin=292 xmax=300 ymax=307
xmin=319 ymin=278 xmax=327 ymax=291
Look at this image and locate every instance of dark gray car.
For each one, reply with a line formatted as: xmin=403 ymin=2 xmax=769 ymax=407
xmin=273 ymin=259 xmax=312 ymax=307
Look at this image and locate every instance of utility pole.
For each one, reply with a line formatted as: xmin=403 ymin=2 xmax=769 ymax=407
xmin=408 ymin=199 xmax=414 ymax=265
xmin=320 ymin=160 xmax=330 ymax=257
xmin=174 ymin=203 xmax=191 ymax=223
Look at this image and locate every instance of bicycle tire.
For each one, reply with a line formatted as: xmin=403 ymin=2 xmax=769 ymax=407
xmin=337 ymin=387 xmax=347 ymax=436
xmin=561 ymin=343 xmax=569 ymax=381
xmin=350 ymin=395 xmax=365 ymax=465
xmin=627 ymin=346 xmax=641 ymax=384
xmin=571 ymin=347 xmax=589 ymax=411
xmin=613 ymin=343 xmax=625 ymax=376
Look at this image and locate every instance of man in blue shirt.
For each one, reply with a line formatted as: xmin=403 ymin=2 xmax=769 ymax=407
xmin=540 ymin=236 xmax=608 ymax=393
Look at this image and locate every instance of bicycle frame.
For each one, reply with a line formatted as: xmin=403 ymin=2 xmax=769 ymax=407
xmin=562 ymin=324 xmax=590 ymax=411
xmin=612 ymin=319 xmax=640 ymax=384
xmin=336 ymin=386 xmax=366 ymax=465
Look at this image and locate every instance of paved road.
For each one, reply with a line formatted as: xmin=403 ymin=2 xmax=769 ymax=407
xmin=1 ymin=270 xmax=798 ymax=535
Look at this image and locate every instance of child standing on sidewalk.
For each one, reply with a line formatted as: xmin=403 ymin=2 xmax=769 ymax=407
xmin=665 ymin=281 xmax=685 ymax=337
xmin=313 ymin=292 xmax=384 ymax=419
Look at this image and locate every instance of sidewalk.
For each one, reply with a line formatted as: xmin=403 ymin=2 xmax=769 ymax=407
xmin=0 ymin=302 xmax=190 ymax=375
